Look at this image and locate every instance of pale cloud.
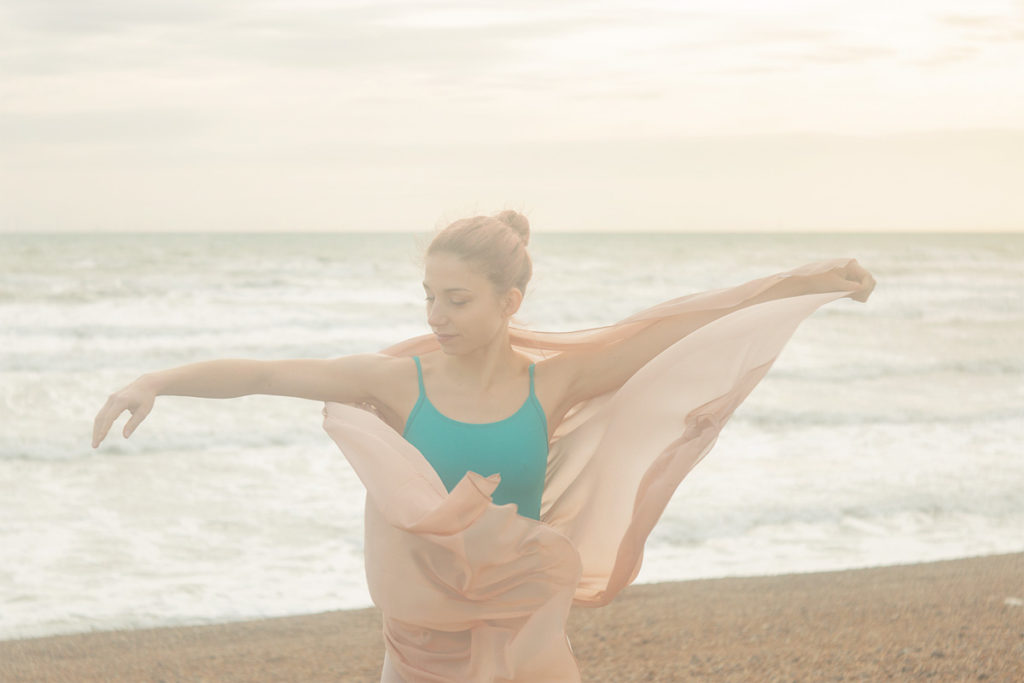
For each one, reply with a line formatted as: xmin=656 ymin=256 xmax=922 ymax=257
xmin=0 ymin=0 xmax=1022 ymax=232
xmin=939 ymin=12 xmax=1024 ymax=37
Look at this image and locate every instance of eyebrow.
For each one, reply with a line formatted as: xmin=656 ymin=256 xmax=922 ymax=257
xmin=422 ymin=282 xmax=471 ymax=293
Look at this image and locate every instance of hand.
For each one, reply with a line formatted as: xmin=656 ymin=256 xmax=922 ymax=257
xmin=809 ymin=259 xmax=876 ymax=302
xmin=92 ymin=377 xmax=157 ymax=448
xmin=839 ymin=259 xmax=876 ymax=302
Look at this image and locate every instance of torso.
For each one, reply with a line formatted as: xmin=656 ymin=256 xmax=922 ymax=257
xmin=368 ymin=351 xmax=573 ymax=444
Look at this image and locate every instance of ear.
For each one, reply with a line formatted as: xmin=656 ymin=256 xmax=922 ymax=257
xmin=502 ymin=287 xmax=523 ymax=318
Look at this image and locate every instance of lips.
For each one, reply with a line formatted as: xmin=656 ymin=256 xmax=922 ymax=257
xmin=435 ymin=333 xmax=457 ymax=341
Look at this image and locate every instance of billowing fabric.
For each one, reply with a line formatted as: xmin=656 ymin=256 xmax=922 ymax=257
xmin=321 ymin=257 xmax=871 ymax=682
xmin=403 ymin=356 xmax=549 ymax=521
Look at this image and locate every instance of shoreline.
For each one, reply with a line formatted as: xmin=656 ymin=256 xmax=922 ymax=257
xmin=6 ymin=552 xmax=1016 ymax=644
xmin=2 ymin=552 xmax=1021 ymax=681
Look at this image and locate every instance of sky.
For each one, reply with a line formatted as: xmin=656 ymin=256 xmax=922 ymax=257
xmin=1 ymin=0 xmax=1022 ymax=233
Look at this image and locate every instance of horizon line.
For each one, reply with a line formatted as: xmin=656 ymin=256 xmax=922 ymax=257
xmin=3 ymin=228 xmax=1023 ymax=236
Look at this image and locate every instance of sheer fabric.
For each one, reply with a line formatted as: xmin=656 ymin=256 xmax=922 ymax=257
xmin=321 ymin=257 xmax=870 ymax=682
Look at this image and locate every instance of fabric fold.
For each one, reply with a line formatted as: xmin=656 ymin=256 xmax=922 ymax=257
xmin=322 ymin=257 xmax=868 ymax=682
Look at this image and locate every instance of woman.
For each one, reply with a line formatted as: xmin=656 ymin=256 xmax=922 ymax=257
xmin=93 ymin=210 xmax=875 ymax=681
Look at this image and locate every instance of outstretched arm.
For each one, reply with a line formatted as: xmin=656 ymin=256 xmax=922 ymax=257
xmin=91 ymin=358 xmax=267 ymax=448
xmin=91 ymin=354 xmax=386 ymax=448
xmin=554 ymin=259 xmax=875 ymax=408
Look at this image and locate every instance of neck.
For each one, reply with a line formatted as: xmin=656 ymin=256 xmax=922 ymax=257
xmin=439 ymin=326 xmax=521 ymax=392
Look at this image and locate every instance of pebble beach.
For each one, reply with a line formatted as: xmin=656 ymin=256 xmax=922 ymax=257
xmin=2 ymin=552 xmax=1021 ymax=682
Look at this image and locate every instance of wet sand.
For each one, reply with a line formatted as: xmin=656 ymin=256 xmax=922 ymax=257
xmin=2 ymin=552 xmax=1021 ymax=682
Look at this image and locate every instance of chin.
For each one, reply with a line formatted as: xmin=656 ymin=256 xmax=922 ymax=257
xmin=439 ymin=341 xmax=469 ymax=356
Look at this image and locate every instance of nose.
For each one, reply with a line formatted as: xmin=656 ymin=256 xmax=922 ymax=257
xmin=427 ymin=303 xmax=447 ymax=327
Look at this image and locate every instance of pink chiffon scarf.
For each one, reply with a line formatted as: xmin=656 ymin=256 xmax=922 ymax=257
xmin=321 ymin=257 xmax=869 ymax=682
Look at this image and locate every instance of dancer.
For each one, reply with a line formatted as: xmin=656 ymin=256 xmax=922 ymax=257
xmin=93 ymin=210 xmax=875 ymax=681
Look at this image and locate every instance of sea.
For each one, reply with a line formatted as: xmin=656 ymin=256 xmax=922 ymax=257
xmin=1 ymin=231 xmax=1021 ymax=640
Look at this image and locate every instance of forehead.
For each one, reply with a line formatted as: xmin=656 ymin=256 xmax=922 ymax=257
xmin=422 ymin=252 xmax=487 ymax=291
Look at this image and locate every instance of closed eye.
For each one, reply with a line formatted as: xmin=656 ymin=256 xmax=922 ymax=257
xmin=424 ymin=296 xmax=466 ymax=306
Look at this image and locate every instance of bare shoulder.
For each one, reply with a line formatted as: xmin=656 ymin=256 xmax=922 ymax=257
xmin=361 ymin=353 xmax=410 ymax=381
xmin=362 ymin=353 xmax=420 ymax=433
xmin=534 ymin=308 xmax=715 ymax=415
xmin=531 ymin=343 xmax=624 ymax=416
xmin=362 ymin=353 xmax=417 ymax=397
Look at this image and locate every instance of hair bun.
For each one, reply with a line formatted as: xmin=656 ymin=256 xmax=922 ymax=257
xmin=495 ymin=209 xmax=530 ymax=246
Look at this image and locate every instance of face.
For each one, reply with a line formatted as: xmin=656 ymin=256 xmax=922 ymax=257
xmin=422 ymin=251 xmax=522 ymax=354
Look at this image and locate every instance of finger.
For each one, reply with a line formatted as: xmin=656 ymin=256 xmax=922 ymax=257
xmin=122 ymin=403 xmax=150 ymax=439
xmin=92 ymin=405 xmax=111 ymax=448
xmin=859 ymin=275 xmax=877 ymax=301
xmin=92 ymin=398 xmax=111 ymax=447
xmin=94 ymin=404 xmax=123 ymax=448
xmin=851 ymin=274 xmax=875 ymax=302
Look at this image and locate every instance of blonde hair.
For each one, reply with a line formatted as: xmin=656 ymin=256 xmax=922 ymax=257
xmin=425 ymin=209 xmax=533 ymax=302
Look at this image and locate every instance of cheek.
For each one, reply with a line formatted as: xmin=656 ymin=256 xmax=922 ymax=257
xmin=453 ymin=307 xmax=487 ymax=330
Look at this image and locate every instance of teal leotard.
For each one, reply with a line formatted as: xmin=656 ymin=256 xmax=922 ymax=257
xmin=401 ymin=355 xmax=549 ymax=520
